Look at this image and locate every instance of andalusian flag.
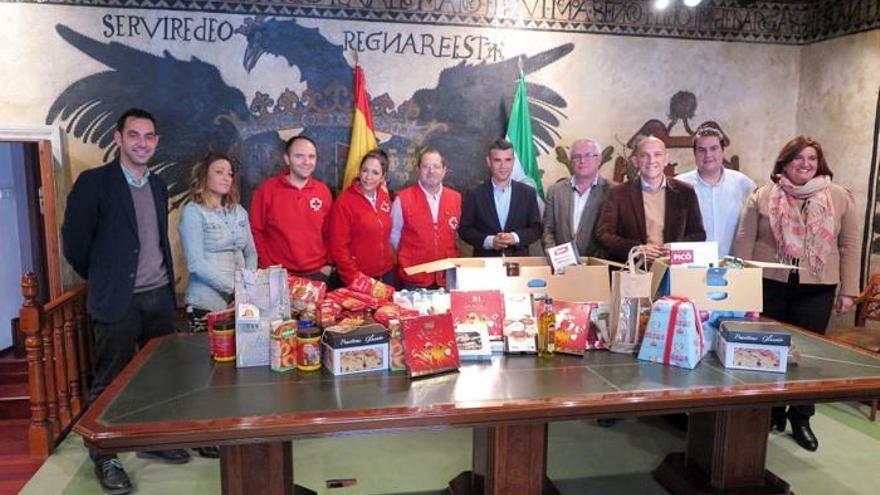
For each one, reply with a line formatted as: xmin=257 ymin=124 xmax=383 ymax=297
xmin=506 ymin=71 xmax=544 ymax=199
xmin=342 ymin=64 xmax=378 ymax=189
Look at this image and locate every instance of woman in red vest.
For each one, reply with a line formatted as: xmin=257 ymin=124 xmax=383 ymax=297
xmin=391 ymin=147 xmax=462 ymax=289
xmin=329 ymin=149 xmax=395 ymax=286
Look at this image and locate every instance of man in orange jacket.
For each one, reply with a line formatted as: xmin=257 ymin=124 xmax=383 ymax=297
xmin=391 ymin=147 xmax=461 ymax=289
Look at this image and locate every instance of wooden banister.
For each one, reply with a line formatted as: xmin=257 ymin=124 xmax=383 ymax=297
xmin=19 ymin=272 xmax=91 ymax=459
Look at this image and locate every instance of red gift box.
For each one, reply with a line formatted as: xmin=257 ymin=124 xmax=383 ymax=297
xmin=401 ymin=313 xmax=460 ymax=378
xmin=552 ymin=300 xmax=591 ymax=356
xmin=450 ymin=290 xmax=504 ymax=338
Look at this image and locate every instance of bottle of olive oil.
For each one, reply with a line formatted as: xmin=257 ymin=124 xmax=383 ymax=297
xmin=538 ymin=297 xmax=556 ymax=357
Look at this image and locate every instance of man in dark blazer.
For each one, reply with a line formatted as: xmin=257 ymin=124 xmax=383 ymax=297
xmin=542 ymin=138 xmax=611 ymax=258
xmin=596 ymin=136 xmax=705 ymax=263
xmin=460 ymin=138 xmax=542 ymax=257
xmin=62 ymin=108 xmax=190 ymax=494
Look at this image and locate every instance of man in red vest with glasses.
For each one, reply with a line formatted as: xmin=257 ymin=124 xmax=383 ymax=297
xmin=391 ymin=147 xmax=462 ymax=289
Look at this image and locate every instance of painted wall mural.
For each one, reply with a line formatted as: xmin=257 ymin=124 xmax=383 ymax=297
xmin=4 ymin=0 xmax=879 ymax=44
xmin=46 ymin=17 xmax=571 ymax=206
xmin=2 ymin=3 xmax=878 ymax=294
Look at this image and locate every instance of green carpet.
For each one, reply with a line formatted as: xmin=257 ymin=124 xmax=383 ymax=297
xmin=21 ymin=403 xmax=880 ymax=495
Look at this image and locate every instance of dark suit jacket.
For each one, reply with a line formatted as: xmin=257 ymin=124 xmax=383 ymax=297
xmin=460 ymin=180 xmax=542 ymax=257
xmin=595 ymin=178 xmax=705 ymax=262
xmin=542 ymin=176 xmax=611 ymax=258
xmin=62 ymin=160 xmax=175 ymax=323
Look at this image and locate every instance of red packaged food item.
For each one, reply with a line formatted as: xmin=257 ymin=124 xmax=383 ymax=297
xmin=325 ymin=289 xmax=371 ymax=312
xmin=542 ymin=300 xmax=591 ymax=356
xmin=374 ymin=304 xmax=420 ymax=327
xmin=374 ymin=304 xmax=400 ymax=327
xmin=318 ymin=300 xmax=342 ymax=328
xmin=288 ymin=275 xmax=327 ymax=312
xmin=335 ymin=288 xmax=380 ymax=308
xmin=401 ymin=313 xmax=460 ymax=378
xmin=450 ymin=290 xmax=504 ymax=338
xmin=348 ymin=273 xmax=395 ymax=302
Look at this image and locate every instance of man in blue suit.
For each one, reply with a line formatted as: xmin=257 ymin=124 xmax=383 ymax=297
xmin=62 ymin=108 xmax=190 ymax=494
xmin=460 ymin=138 xmax=542 ymax=257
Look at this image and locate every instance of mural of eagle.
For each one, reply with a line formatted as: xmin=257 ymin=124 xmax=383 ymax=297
xmin=46 ymin=18 xmax=572 ymax=208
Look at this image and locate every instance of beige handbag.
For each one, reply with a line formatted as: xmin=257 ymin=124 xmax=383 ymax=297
xmin=608 ymin=246 xmax=654 ymax=354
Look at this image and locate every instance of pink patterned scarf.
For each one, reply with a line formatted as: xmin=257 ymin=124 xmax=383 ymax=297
xmin=768 ymin=175 xmax=834 ymax=275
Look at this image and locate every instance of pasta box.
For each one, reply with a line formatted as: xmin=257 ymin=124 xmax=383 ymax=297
xmin=322 ymin=323 xmax=389 ymax=376
xmin=716 ymin=321 xmax=791 ymax=373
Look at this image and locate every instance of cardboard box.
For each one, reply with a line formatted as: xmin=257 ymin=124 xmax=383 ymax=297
xmin=405 ymin=256 xmax=617 ymax=302
xmin=322 ymin=323 xmax=390 ymax=375
xmin=716 ymin=321 xmax=791 ymax=373
xmin=650 ymin=259 xmax=794 ymax=312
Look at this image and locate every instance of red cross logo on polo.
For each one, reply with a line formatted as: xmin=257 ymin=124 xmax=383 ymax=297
xmin=309 ymin=197 xmax=322 ymax=211
xmin=380 ymin=201 xmax=391 ymax=213
xmin=448 ymin=216 xmax=459 ymax=230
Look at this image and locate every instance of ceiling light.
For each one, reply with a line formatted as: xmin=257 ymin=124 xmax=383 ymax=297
xmin=684 ymin=0 xmax=703 ymax=6
xmin=653 ymin=0 xmax=671 ymax=10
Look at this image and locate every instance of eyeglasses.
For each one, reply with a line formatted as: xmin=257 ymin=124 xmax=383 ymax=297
xmin=570 ymin=153 xmax=601 ymax=162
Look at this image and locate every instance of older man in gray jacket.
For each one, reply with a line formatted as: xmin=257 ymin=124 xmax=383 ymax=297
xmin=542 ymin=138 xmax=611 ymax=258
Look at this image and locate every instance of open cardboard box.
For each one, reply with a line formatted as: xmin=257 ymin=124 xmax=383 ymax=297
xmin=650 ymin=258 xmax=796 ymax=312
xmin=405 ymin=256 xmax=621 ymax=302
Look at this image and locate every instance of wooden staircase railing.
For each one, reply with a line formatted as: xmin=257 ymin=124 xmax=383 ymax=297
xmin=18 ymin=272 xmax=92 ymax=459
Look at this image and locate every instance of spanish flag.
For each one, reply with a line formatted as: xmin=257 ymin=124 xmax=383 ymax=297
xmin=342 ymin=64 xmax=378 ymax=189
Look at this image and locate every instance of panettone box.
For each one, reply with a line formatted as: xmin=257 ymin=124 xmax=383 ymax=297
xmin=716 ymin=321 xmax=791 ymax=373
xmin=401 ymin=313 xmax=460 ymax=378
xmin=322 ymin=323 xmax=389 ymax=376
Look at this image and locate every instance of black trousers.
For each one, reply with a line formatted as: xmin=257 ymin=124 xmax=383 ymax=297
xmin=762 ymin=276 xmax=836 ymax=421
xmin=88 ymin=285 xmax=175 ymax=463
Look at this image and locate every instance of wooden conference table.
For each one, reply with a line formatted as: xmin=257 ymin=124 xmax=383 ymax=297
xmin=75 ymin=325 xmax=880 ymax=495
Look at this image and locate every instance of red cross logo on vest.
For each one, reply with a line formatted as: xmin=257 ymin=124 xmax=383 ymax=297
xmin=380 ymin=201 xmax=391 ymax=213
xmin=309 ymin=197 xmax=323 ymax=212
xmin=448 ymin=216 xmax=459 ymax=231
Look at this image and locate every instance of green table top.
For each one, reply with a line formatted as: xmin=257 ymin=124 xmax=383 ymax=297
xmin=88 ymin=325 xmax=880 ymax=432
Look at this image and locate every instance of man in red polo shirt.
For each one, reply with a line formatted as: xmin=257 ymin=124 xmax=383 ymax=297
xmin=249 ymin=135 xmax=334 ymax=282
xmin=391 ymin=147 xmax=461 ymax=289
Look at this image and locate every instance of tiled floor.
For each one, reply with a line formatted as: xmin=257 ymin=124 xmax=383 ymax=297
xmin=21 ymin=403 xmax=880 ymax=495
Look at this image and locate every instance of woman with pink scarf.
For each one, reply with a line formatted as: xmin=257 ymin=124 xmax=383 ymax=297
xmin=733 ymin=135 xmax=859 ymax=452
